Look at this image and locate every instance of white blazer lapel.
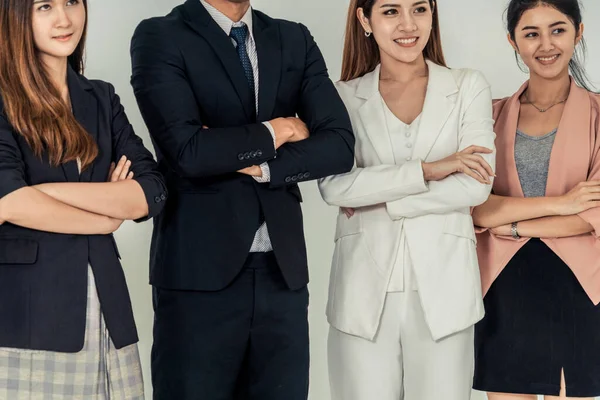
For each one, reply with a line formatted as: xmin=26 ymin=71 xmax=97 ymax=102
xmin=411 ymin=60 xmax=459 ymax=161
xmin=356 ymin=65 xmax=395 ymax=165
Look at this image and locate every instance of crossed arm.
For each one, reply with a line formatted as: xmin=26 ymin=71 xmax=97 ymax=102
xmin=472 ymin=184 xmax=600 ymax=239
xmin=0 ymin=86 xmax=166 ymax=235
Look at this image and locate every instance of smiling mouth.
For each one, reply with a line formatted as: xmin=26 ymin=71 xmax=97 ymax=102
xmin=394 ymin=37 xmax=418 ymax=47
xmin=536 ymin=54 xmax=560 ymax=64
xmin=53 ymin=33 xmax=73 ymax=41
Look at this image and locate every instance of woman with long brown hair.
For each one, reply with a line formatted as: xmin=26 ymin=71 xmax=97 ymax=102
xmin=318 ymin=0 xmax=495 ymax=398
xmin=0 ymin=0 xmax=166 ymax=398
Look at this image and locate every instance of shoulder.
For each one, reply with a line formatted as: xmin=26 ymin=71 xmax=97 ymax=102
xmin=447 ymin=67 xmax=491 ymax=96
xmin=254 ymin=10 xmax=312 ymax=44
xmin=334 ymin=78 xmax=360 ymax=99
xmin=133 ymin=10 xmax=182 ymax=41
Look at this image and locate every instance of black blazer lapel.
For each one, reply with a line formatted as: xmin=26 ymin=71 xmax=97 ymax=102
xmin=254 ymin=13 xmax=281 ymax=122
xmin=67 ymin=67 xmax=98 ymax=182
xmin=181 ymin=0 xmax=255 ymax=120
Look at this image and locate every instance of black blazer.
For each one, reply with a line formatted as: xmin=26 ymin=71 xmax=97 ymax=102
xmin=0 ymin=68 xmax=167 ymax=352
xmin=130 ymin=1 xmax=354 ymax=291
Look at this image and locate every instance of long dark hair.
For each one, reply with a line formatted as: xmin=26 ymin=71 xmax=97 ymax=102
xmin=341 ymin=0 xmax=446 ymax=82
xmin=0 ymin=0 xmax=97 ymax=169
xmin=506 ymin=0 xmax=595 ymax=91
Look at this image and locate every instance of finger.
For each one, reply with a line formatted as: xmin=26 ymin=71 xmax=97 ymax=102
xmin=202 ymin=125 xmax=209 ymax=129
xmin=462 ymin=160 xmax=490 ymax=184
xmin=464 ymin=154 xmax=495 ymax=177
xmin=108 ymin=162 xmax=115 ymax=181
xmin=461 ymin=145 xmax=494 ymax=154
xmin=460 ymin=165 xmax=488 ymax=184
xmin=127 ymin=171 xmax=134 ymax=180
xmin=463 ymin=156 xmax=494 ymax=180
xmin=112 ymin=156 xmax=127 ymax=181
xmin=347 ymin=208 xmax=355 ymax=217
xmin=579 ymin=180 xmax=600 ymax=187
xmin=119 ymin=160 xmax=131 ymax=181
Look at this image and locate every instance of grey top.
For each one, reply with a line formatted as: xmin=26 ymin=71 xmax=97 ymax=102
xmin=514 ymin=128 xmax=557 ymax=198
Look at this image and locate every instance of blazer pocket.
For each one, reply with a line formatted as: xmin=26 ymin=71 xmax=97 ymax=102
xmin=442 ymin=213 xmax=477 ymax=243
xmin=334 ymin=211 xmax=362 ymax=241
xmin=0 ymin=237 xmax=38 ymax=264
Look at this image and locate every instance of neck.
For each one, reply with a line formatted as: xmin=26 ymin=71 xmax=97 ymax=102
xmin=526 ymin=70 xmax=571 ymax=105
xmin=41 ymin=54 xmax=70 ymax=103
xmin=379 ymin=53 xmax=428 ymax=83
xmin=204 ymin=0 xmax=250 ymax=22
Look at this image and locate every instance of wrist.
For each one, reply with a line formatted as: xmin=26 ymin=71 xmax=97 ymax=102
xmin=421 ymin=162 xmax=431 ymax=181
xmin=548 ymin=196 xmax=566 ymax=216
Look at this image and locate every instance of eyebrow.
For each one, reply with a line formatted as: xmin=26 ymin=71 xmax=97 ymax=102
xmin=522 ymin=21 xmax=567 ymax=30
xmin=379 ymin=1 xmax=428 ymax=8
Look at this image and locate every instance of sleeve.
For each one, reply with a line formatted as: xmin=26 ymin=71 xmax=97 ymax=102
xmin=129 ymin=20 xmax=276 ymax=179
xmin=266 ymin=23 xmax=355 ymax=188
xmin=318 ymin=160 xmax=428 ymax=208
xmin=577 ymin=99 xmax=600 ymax=236
xmin=385 ymin=71 xmax=496 ymax=219
xmin=108 ymin=83 xmax=168 ymax=223
xmin=0 ymin=113 xmax=28 ymax=200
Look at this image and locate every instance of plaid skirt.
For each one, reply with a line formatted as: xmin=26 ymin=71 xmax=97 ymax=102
xmin=0 ymin=267 xmax=144 ymax=400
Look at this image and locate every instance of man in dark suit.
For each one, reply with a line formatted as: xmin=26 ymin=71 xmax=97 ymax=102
xmin=130 ymin=0 xmax=354 ymax=399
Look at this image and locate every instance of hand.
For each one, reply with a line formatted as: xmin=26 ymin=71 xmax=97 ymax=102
xmin=238 ymin=165 xmax=263 ymax=177
xmin=108 ymin=156 xmax=134 ymax=182
xmin=555 ymin=180 xmax=600 ymax=215
xmin=341 ymin=207 xmax=355 ymax=218
xmin=269 ymin=117 xmax=310 ymax=148
xmin=490 ymin=224 xmax=512 ymax=236
xmin=422 ymin=145 xmax=494 ymax=184
xmin=106 ymin=217 xmax=124 ymax=233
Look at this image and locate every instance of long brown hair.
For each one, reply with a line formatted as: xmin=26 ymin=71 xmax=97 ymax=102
xmin=341 ymin=0 xmax=447 ymax=82
xmin=0 ymin=0 xmax=97 ymax=169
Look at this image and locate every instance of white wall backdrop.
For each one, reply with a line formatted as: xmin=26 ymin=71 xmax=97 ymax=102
xmin=84 ymin=0 xmax=600 ymax=399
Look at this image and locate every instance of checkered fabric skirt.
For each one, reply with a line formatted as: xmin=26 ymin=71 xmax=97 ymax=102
xmin=0 ymin=267 xmax=144 ymax=400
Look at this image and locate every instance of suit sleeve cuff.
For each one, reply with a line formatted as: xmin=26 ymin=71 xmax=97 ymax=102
xmin=253 ymin=163 xmax=271 ymax=183
xmin=262 ymin=121 xmax=277 ymax=157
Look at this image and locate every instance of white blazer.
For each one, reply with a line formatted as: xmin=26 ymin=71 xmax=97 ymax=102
xmin=318 ymin=60 xmax=496 ymax=341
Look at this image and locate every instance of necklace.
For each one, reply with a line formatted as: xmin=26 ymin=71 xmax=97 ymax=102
xmin=523 ymin=91 xmax=567 ymax=113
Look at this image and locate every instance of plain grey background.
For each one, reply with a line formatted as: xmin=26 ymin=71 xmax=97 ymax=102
xmin=83 ymin=0 xmax=600 ymax=399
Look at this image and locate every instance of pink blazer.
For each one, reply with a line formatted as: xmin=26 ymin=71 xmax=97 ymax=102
xmin=476 ymin=79 xmax=600 ymax=305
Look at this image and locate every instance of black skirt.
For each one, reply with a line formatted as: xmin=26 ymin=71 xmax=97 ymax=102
xmin=474 ymin=239 xmax=600 ymax=397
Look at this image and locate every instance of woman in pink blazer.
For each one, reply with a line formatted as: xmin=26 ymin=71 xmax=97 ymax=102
xmin=472 ymin=0 xmax=600 ymax=399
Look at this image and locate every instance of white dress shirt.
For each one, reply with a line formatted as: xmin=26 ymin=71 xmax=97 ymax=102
xmin=200 ymin=0 xmax=273 ymax=252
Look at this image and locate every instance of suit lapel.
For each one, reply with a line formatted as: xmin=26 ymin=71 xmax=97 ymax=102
xmin=411 ymin=60 xmax=458 ymax=162
xmin=67 ymin=66 xmax=98 ymax=182
xmin=182 ymin=0 xmax=254 ymax=120
xmin=494 ymin=86 xmax=525 ymax=198
xmin=255 ymin=14 xmax=281 ymax=122
xmin=356 ymin=65 xmax=395 ymax=164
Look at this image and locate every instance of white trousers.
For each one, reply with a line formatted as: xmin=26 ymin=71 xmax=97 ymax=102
xmin=328 ymin=291 xmax=474 ymax=400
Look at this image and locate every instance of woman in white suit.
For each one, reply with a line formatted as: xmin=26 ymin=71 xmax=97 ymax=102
xmin=318 ymin=0 xmax=496 ymax=399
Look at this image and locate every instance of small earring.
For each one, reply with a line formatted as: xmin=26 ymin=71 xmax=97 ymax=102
xmin=365 ymin=31 xmax=372 ymax=37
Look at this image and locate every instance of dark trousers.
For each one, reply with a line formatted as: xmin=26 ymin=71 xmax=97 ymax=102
xmin=151 ymin=252 xmax=310 ymax=400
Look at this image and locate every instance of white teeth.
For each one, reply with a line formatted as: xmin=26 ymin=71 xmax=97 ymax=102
xmin=395 ymin=38 xmax=417 ymax=44
xmin=538 ymin=55 xmax=558 ymax=61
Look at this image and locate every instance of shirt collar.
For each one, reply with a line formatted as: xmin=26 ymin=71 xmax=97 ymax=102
xmin=200 ymin=0 xmax=254 ymax=39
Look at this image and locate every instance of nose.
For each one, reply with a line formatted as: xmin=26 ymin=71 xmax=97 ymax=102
xmin=539 ymin=33 xmax=555 ymax=52
xmin=397 ymin=10 xmax=418 ymax=33
xmin=54 ymin=6 xmax=73 ymax=29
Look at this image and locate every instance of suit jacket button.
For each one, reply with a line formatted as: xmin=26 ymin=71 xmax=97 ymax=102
xmin=154 ymin=196 xmax=161 ymax=203
xmin=291 ymin=176 xmax=298 ymax=182
xmin=256 ymin=150 xmax=263 ymax=157
xmin=285 ymin=176 xmax=292 ymax=183
xmin=303 ymin=172 xmax=310 ymax=179
xmin=161 ymin=194 xmax=167 ymax=201
xmin=251 ymin=151 xmax=258 ymax=158
xmin=238 ymin=153 xmax=244 ymax=161
xmin=297 ymin=173 xmax=304 ymax=179
xmin=244 ymin=152 xmax=251 ymax=160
